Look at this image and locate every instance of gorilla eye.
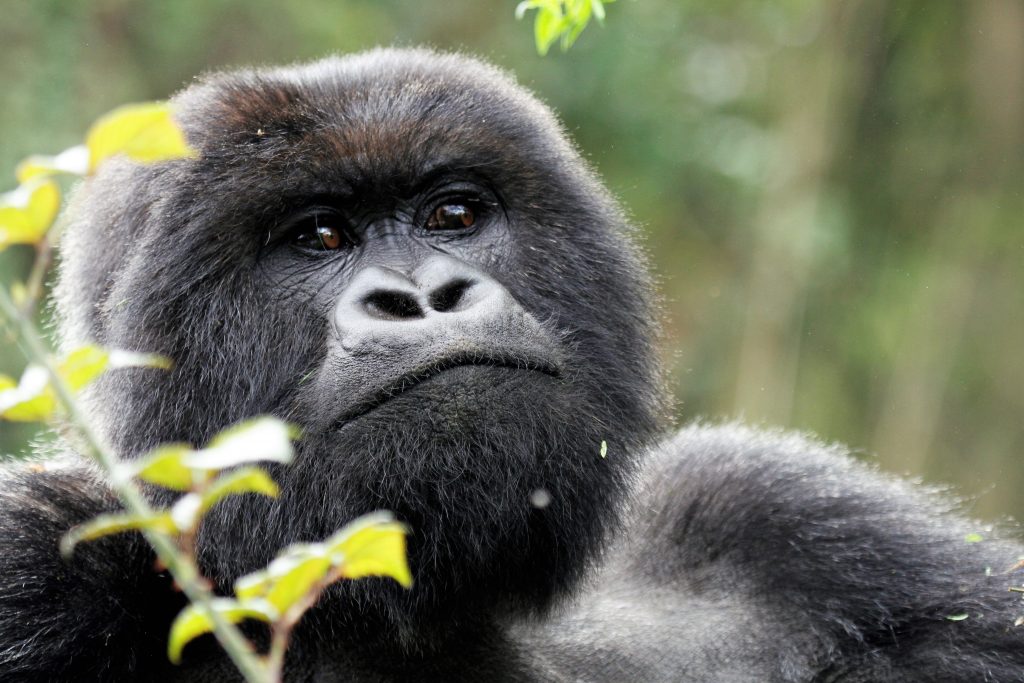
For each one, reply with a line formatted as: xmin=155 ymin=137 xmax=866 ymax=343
xmin=427 ymin=203 xmax=476 ymax=231
xmin=290 ymin=215 xmax=351 ymax=252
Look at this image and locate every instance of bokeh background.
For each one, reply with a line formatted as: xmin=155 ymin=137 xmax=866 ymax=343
xmin=1 ymin=1 xmax=1022 ymax=520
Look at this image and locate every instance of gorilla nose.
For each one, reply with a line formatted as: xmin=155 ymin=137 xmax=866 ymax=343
xmin=333 ymin=256 xmax=511 ymax=351
xmin=359 ymin=275 xmax=487 ymax=321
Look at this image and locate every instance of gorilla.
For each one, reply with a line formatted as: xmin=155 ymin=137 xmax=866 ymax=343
xmin=0 ymin=49 xmax=1022 ymax=682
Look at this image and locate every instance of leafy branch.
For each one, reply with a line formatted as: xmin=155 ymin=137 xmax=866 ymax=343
xmin=516 ymin=0 xmax=615 ymax=55
xmin=0 ymin=104 xmax=411 ymax=683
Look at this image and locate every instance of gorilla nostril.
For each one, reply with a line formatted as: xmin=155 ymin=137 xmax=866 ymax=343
xmin=429 ymin=279 xmax=474 ymax=313
xmin=362 ymin=290 xmax=424 ymax=321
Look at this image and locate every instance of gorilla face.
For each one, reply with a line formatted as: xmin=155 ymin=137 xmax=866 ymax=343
xmin=56 ymin=50 xmax=665 ymax=627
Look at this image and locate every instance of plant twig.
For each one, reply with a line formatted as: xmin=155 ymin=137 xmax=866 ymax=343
xmin=0 ymin=285 xmax=269 ymax=683
xmin=20 ymin=227 xmax=59 ymax=318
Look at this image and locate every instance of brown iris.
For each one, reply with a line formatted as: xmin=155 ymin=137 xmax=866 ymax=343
xmin=427 ymin=203 xmax=475 ymax=231
xmin=315 ymin=225 xmax=343 ymax=250
xmin=293 ymin=223 xmax=344 ymax=251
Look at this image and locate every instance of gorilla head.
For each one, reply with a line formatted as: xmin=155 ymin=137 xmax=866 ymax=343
xmin=55 ymin=49 xmax=666 ymax=635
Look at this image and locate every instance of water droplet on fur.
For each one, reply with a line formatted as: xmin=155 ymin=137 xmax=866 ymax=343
xmin=530 ymin=488 xmax=551 ymax=509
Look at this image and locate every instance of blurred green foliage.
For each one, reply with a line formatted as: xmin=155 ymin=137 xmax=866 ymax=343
xmin=1 ymin=0 xmax=1022 ymax=520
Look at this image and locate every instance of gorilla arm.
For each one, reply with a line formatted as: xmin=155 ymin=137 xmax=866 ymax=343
xmin=6 ymin=429 xmax=1021 ymax=683
xmin=519 ymin=423 xmax=1024 ymax=682
xmin=0 ymin=464 xmax=180 ymax=680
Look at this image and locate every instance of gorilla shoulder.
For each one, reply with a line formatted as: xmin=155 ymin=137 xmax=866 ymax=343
xmin=522 ymin=423 xmax=1024 ymax=682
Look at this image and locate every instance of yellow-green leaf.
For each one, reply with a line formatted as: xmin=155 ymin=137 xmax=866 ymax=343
xmin=9 ymin=282 xmax=28 ymax=309
xmin=965 ymin=532 xmax=984 ymax=543
xmin=130 ymin=444 xmax=198 ymax=491
xmin=235 ymin=514 xmax=411 ymax=616
xmin=515 ymin=0 xmax=553 ymax=20
xmin=167 ymin=598 xmax=277 ymax=664
xmin=0 ymin=179 xmax=60 ymax=249
xmin=60 ymin=511 xmax=176 ymax=557
xmin=0 ymin=345 xmax=169 ymax=423
xmin=534 ymin=7 xmax=564 ymax=56
xmin=187 ymin=416 xmax=296 ymax=470
xmin=16 ymin=145 xmax=90 ymax=182
xmin=108 ymin=348 xmax=174 ymax=370
xmin=0 ymin=366 xmax=56 ymax=422
xmin=200 ymin=466 xmax=280 ymax=512
xmin=560 ymin=0 xmax=591 ymax=50
xmin=326 ymin=513 xmax=413 ymax=588
xmin=233 ymin=572 xmax=272 ymax=602
xmin=517 ymin=0 xmax=610 ymax=55
xmin=235 ymin=543 xmax=325 ymax=597
xmin=265 ymin=553 xmax=332 ymax=612
xmin=59 ymin=345 xmax=110 ymax=391
xmin=240 ymin=546 xmax=334 ymax=613
xmin=86 ymin=102 xmax=197 ymax=173
xmin=170 ymin=493 xmax=203 ymax=532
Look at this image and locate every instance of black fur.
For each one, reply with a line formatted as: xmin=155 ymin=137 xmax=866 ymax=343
xmin=0 ymin=49 xmax=1021 ymax=681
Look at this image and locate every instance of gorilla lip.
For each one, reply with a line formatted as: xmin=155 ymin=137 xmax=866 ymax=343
xmin=335 ymin=352 xmax=560 ymax=423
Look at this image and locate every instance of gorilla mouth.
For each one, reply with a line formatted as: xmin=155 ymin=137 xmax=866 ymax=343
xmin=337 ymin=353 xmax=561 ymax=422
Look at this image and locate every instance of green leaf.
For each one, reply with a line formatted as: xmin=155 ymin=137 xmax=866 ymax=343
xmin=86 ymin=102 xmax=197 ymax=173
xmin=0 ymin=365 xmax=56 ymax=421
xmin=326 ymin=512 xmax=413 ymax=588
xmin=16 ymin=145 xmax=90 ymax=182
xmin=0 ymin=345 xmax=171 ymax=423
xmin=534 ymin=7 xmax=564 ymax=56
xmin=600 ymin=439 xmax=608 ymax=458
xmin=265 ymin=554 xmax=332 ymax=612
xmin=170 ymin=493 xmax=203 ymax=531
xmin=201 ymin=466 xmax=280 ymax=511
xmin=167 ymin=598 xmax=277 ymax=664
xmin=517 ymin=0 xmax=556 ymax=15
xmin=946 ymin=613 xmax=970 ymax=622
xmin=233 ymin=569 xmax=275 ymax=602
xmin=560 ymin=0 xmax=592 ymax=51
xmin=60 ymin=344 xmax=172 ymax=387
xmin=129 ymin=444 xmax=198 ymax=491
xmin=131 ymin=449 xmax=280 ymax=497
xmin=0 ymin=179 xmax=60 ymax=250
xmin=187 ymin=416 xmax=296 ymax=470
xmin=514 ymin=0 xmax=535 ymax=20
xmin=517 ymin=0 xmax=610 ymax=55
xmin=561 ymin=18 xmax=588 ymax=52
xmin=109 ymin=348 xmax=174 ymax=370
xmin=237 ymin=545 xmax=333 ymax=612
xmin=234 ymin=513 xmax=412 ymax=617
xmin=60 ymin=511 xmax=176 ymax=557
xmin=9 ymin=281 xmax=29 ymax=309
xmin=965 ymin=532 xmax=984 ymax=543
xmin=59 ymin=345 xmax=110 ymax=391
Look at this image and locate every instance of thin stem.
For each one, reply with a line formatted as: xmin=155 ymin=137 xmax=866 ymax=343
xmin=20 ymin=227 xmax=58 ymax=318
xmin=0 ymin=285 xmax=268 ymax=683
xmin=265 ymin=566 xmax=345 ymax=682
